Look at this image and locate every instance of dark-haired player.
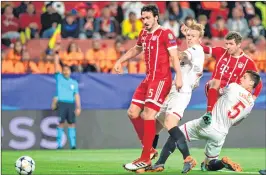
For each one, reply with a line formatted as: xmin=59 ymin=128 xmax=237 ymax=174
xmin=114 ymin=4 xmax=183 ymax=171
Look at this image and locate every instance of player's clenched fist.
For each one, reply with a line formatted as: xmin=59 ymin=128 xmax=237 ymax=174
xmin=175 ymin=78 xmax=183 ymax=91
xmin=114 ymin=61 xmax=123 ymax=74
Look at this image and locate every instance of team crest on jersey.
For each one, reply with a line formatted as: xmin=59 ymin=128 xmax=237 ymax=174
xmin=168 ymin=33 xmax=174 ymax=39
xmin=70 ymin=84 xmax=74 ymax=90
xmin=152 ymin=36 xmax=157 ymax=41
xmin=223 ymin=58 xmax=228 ymax=62
xmin=238 ymin=62 xmax=244 ymax=68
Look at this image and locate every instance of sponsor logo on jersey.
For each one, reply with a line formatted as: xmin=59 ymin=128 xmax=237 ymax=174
xmin=238 ymin=62 xmax=244 ymax=68
xmin=169 ymin=40 xmax=177 ymax=44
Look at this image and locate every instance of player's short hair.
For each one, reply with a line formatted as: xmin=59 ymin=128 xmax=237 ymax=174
xmin=141 ymin=4 xmax=159 ymax=22
xmin=246 ymin=70 xmax=260 ymax=88
xmin=189 ymin=20 xmax=205 ymax=37
xmin=225 ymin=31 xmax=242 ymax=45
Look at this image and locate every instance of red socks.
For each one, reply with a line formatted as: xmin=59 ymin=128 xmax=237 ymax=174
xmin=141 ymin=120 xmax=156 ymax=160
xmin=207 ymin=88 xmax=218 ymax=112
xmin=130 ymin=117 xmax=144 ymax=144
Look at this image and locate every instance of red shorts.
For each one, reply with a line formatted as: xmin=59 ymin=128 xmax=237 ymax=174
xmin=131 ymin=78 xmax=172 ymax=111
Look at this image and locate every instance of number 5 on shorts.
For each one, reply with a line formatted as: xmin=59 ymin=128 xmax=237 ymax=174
xmin=148 ymin=89 xmax=154 ymax=98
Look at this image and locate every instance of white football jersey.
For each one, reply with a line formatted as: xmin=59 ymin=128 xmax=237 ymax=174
xmin=212 ymin=83 xmax=254 ymax=134
xmin=171 ymin=44 xmax=205 ymax=93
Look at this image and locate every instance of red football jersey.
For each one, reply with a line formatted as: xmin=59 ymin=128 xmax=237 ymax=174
xmin=202 ymin=45 xmax=263 ymax=97
xmin=136 ymin=26 xmax=178 ymax=81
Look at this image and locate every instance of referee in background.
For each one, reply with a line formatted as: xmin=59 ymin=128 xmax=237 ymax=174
xmin=51 ymin=52 xmax=81 ymax=149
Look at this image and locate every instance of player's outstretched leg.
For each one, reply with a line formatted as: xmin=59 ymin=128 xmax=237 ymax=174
xmin=169 ymin=126 xmax=196 ymax=173
xmin=145 ymin=136 xmax=176 ymax=172
xmin=221 ymin=157 xmax=242 ymax=172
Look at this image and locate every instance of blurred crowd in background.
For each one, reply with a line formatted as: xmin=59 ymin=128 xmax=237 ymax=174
xmin=1 ymin=1 xmax=266 ymax=74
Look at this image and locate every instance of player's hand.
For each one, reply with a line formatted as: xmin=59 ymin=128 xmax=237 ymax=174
xmin=75 ymin=108 xmax=81 ymax=117
xmin=192 ymin=73 xmax=203 ymax=90
xmin=51 ymin=103 xmax=57 ymax=111
xmin=175 ymin=78 xmax=183 ymax=91
xmin=114 ymin=61 xmax=123 ymax=74
xmin=180 ymin=23 xmax=189 ymax=36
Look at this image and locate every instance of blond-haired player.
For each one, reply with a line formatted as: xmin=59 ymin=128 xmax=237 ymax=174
xmin=144 ymin=21 xmax=206 ymax=174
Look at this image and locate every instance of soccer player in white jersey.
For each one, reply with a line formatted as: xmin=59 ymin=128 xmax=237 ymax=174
xmin=146 ymin=70 xmax=261 ymax=173
xmin=143 ymin=21 xmax=206 ymax=174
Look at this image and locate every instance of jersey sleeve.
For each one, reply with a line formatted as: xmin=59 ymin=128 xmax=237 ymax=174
xmin=163 ymin=29 xmax=178 ymax=51
xmin=136 ymin=30 xmax=144 ymax=47
xmin=200 ymin=43 xmax=226 ymax=59
xmin=245 ymin=59 xmax=263 ymax=97
xmin=55 ymin=72 xmax=62 ymax=81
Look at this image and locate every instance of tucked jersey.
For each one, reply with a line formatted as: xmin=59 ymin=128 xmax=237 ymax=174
xmin=137 ymin=26 xmax=178 ymax=81
xmin=55 ymin=73 xmax=79 ymax=103
xmin=171 ymin=44 xmax=205 ymax=93
xmin=201 ymin=45 xmax=262 ymax=97
xmin=212 ymin=83 xmax=254 ymax=134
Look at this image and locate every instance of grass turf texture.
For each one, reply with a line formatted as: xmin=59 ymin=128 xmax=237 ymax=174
xmin=2 ymin=148 xmax=265 ymax=175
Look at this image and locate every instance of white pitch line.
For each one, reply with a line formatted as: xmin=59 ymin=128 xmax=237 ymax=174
xmin=194 ymin=168 xmax=259 ymax=174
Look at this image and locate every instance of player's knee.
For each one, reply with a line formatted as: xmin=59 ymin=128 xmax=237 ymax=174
xmin=164 ymin=113 xmax=179 ymax=130
xmin=68 ymin=123 xmax=75 ymax=128
xmin=127 ymin=108 xmax=139 ymax=119
xmin=58 ymin=122 xmax=65 ymax=128
xmin=209 ymin=79 xmax=220 ymax=89
xmin=142 ymin=108 xmax=157 ymax=120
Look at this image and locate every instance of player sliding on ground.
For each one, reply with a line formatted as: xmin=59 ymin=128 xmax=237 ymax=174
xmin=145 ymin=70 xmax=261 ymax=173
xmin=182 ymin=25 xmax=263 ymax=125
xmin=114 ymin=5 xmax=183 ymax=171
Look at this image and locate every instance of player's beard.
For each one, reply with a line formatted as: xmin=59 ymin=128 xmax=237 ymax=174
xmin=146 ymin=19 xmax=156 ymax=31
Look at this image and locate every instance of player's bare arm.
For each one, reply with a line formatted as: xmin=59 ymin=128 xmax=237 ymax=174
xmin=51 ymin=96 xmax=58 ymax=110
xmin=168 ymin=48 xmax=183 ymax=90
xmin=54 ymin=53 xmax=61 ymax=73
xmin=75 ymin=93 xmax=81 ymax=117
xmin=114 ymin=45 xmax=143 ymax=74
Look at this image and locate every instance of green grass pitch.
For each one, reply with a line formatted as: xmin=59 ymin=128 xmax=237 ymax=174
xmin=2 ymin=148 xmax=265 ymax=175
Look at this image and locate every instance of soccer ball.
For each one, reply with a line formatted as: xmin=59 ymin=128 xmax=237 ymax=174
xmin=15 ymin=156 xmax=35 ymax=175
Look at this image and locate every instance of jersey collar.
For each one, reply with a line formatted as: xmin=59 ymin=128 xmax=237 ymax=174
xmin=147 ymin=25 xmax=161 ymax=34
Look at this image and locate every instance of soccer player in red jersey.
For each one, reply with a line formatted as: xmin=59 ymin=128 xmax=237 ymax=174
xmin=181 ymin=27 xmax=262 ymax=124
xmin=114 ymin=5 xmax=183 ymax=171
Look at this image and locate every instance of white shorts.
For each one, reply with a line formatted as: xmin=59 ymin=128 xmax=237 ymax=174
xmin=156 ymin=92 xmax=192 ymax=124
xmin=179 ymin=118 xmax=227 ymax=161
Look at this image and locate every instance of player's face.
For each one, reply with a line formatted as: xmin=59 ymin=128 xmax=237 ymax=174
xmin=240 ymin=73 xmax=254 ymax=89
xmin=186 ymin=29 xmax=201 ymax=46
xmin=225 ymin=39 xmax=241 ymax=55
xmin=62 ymin=66 xmax=71 ymax=78
xmin=141 ymin=11 xmax=158 ymax=31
